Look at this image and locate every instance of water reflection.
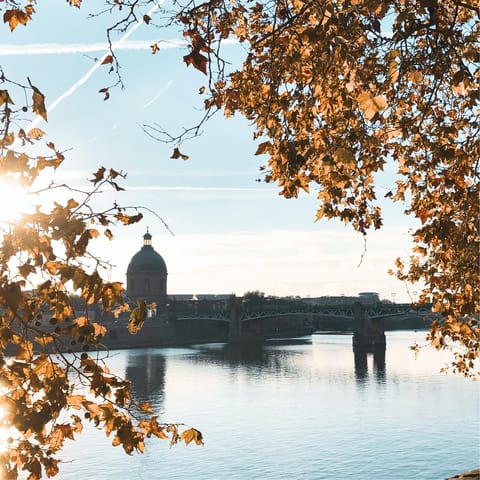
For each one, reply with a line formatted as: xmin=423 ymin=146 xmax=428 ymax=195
xmin=56 ymin=332 xmax=480 ymax=480
xmin=125 ymin=350 xmax=166 ymax=409
xmin=191 ymin=338 xmax=312 ymax=379
xmin=353 ymin=348 xmax=386 ymax=384
xmin=198 ymin=342 xmax=267 ymax=366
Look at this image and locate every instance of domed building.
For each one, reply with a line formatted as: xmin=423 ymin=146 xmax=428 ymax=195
xmin=126 ymin=230 xmax=168 ymax=302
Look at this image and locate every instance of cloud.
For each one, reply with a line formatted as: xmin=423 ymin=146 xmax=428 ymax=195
xmin=93 ymin=227 xmax=418 ymax=302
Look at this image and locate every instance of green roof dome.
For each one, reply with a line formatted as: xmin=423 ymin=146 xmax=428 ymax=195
xmin=126 ymin=231 xmax=167 ymax=275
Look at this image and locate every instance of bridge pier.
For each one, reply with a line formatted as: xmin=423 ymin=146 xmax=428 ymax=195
xmin=227 ymin=296 xmax=264 ymax=343
xmin=228 ymin=295 xmax=243 ymax=343
xmin=352 ymin=302 xmax=386 ymax=351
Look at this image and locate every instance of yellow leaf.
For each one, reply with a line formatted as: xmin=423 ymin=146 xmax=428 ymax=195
xmin=128 ymin=299 xmax=147 ymax=334
xmin=180 ymin=428 xmax=204 ymax=446
xmin=34 ymin=334 xmax=55 ymax=347
xmin=27 ymin=128 xmax=46 ymax=140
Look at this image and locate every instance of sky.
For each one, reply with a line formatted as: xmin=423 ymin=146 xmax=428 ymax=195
xmin=0 ymin=1 xmax=421 ymax=302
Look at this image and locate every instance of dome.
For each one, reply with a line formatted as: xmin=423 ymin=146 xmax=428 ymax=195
xmin=126 ymin=231 xmax=167 ymax=275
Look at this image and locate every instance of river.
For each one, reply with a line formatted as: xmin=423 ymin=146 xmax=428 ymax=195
xmin=57 ymin=331 xmax=479 ymax=480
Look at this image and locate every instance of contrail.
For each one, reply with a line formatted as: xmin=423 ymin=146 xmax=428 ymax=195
xmin=143 ymin=79 xmax=175 ymax=108
xmin=0 ymin=40 xmax=184 ymax=56
xmin=28 ymin=0 xmax=165 ymax=131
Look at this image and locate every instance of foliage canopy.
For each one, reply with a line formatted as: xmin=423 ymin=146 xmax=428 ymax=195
xmin=0 ymin=0 xmax=478 ymax=478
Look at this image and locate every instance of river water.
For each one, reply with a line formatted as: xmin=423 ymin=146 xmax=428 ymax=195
xmin=57 ymin=331 xmax=479 ymax=480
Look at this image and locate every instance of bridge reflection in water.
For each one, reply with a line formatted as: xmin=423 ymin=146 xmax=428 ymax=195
xmin=354 ymin=348 xmax=386 ymax=383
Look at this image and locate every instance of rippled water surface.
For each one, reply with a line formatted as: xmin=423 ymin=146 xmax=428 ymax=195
xmin=58 ymin=331 xmax=479 ymax=479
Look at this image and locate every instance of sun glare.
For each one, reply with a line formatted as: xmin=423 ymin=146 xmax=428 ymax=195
xmin=0 ymin=178 xmax=32 ymax=224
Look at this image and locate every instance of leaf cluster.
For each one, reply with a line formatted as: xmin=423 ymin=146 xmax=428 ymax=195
xmin=170 ymin=0 xmax=479 ymax=375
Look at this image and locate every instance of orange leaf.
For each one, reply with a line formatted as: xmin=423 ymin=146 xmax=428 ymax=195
xmin=3 ymin=9 xmax=29 ymax=31
xmin=0 ymin=90 xmax=14 ymax=106
xmin=255 ymin=141 xmax=271 ymax=155
xmin=67 ymin=395 xmax=85 ymax=409
xmin=183 ymin=51 xmax=208 ymax=75
xmin=101 ymin=55 xmax=113 ymax=65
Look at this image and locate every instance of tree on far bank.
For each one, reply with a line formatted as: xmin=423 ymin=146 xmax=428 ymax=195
xmin=0 ymin=0 xmax=478 ymax=478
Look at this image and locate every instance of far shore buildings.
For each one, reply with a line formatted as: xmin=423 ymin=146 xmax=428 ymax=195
xmin=124 ymin=230 xmax=382 ymax=309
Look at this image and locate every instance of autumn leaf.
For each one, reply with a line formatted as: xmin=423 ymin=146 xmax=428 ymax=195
xmin=143 ymin=14 xmax=151 ymax=24
xmin=99 ymin=87 xmax=110 ymax=101
xmin=333 ymin=147 xmax=355 ymax=165
xmin=16 ymin=341 xmax=33 ymax=361
xmin=109 ymin=168 xmax=121 ymax=179
xmin=3 ymin=9 xmax=30 ymax=31
xmin=111 ymin=181 xmax=125 ymax=191
xmin=27 ymin=128 xmax=46 ymax=140
xmin=18 ymin=263 xmax=36 ymax=278
xmin=101 ymin=55 xmax=113 ymax=65
xmin=180 ymin=428 xmax=204 ymax=446
xmin=0 ymin=90 xmax=14 ymax=106
xmin=183 ymin=51 xmax=208 ymax=75
xmin=170 ymin=147 xmax=189 ymax=160
xmin=43 ymin=457 xmax=60 ymax=478
xmin=115 ymin=212 xmax=143 ymax=225
xmin=357 ymin=91 xmax=387 ymax=121
xmin=90 ymin=166 xmax=106 ymax=184
xmin=151 ymin=43 xmax=160 ymax=54
xmin=29 ymin=81 xmax=48 ymax=122
xmin=34 ymin=334 xmax=55 ymax=347
xmin=128 ymin=299 xmax=147 ymax=334
xmin=138 ymin=402 xmax=153 ymax=413
xmin=66 ymin=395 xmax=85 ymax=410
xmin=255 ymin=141 xmax=271 ymax=155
